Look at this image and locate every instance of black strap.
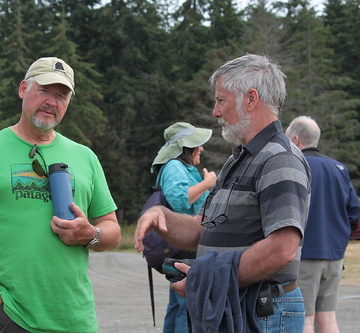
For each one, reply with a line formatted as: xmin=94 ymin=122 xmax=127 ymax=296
xmin=146 ymin=158 xmax=188 ymax=327
xmin=155 ymin=158 xmax=187 ymax=187
xmin=147 ymin=264 xmax=156 ymax=327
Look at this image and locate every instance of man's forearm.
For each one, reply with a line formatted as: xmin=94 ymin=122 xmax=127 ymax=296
xmin=238 ymin=227 xmax=301 ymax=287
xmin=91 ymin=211 xmax=121 ymax=251
xmin=91 ymin=221 xmax=121 ymax=251
xmin=159 ymin=208 xmax=202 ymax=250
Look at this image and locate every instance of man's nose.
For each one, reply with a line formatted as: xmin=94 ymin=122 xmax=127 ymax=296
xmin=212 ymin=105 xmax=221 ymax=118
xmin=45 ymin=93 xmax=57 ymax=106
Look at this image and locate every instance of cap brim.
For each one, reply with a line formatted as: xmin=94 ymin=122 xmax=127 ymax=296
xmin=34 ymin=73 xmax=75 ymax=94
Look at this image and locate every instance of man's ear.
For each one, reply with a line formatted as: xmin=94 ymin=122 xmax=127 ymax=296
xmin=18 ymin=80 xmax=27 ymax=99
xmin=291 ymin=135 xmax=300 ymax=146
xmin=246 ymin=88 xmax=259 ymax=111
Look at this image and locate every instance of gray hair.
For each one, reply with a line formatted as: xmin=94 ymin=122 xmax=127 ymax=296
xmin=209 ymin=54 xmax=286 ymax=115
xmin=286 ymin=116 xmax=321 ymax=147
xmin=25 ymin=77 xmax=36 ymax=90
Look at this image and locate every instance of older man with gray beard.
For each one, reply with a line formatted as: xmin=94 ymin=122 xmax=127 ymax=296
xmin=135 ymin=54 xmax=311 ymax=333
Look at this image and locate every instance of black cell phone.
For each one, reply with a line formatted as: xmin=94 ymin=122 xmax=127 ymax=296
xmin=162 ymin=258 xmax=195 ymax=282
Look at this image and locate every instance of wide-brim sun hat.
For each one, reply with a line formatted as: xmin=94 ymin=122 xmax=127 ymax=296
xmin=151 ymin=122 xmax=212 ymax=172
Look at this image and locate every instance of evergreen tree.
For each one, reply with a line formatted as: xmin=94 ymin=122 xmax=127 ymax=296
xmin=323 ymin=0 xmax=360 ymax=188
xmin=324 ymin=0 xmax=360 ymax=96
xmin=0 ymin=0 xmax=34 ymax=126
xmin=208 ymin=0 xmax=244 ymax=48
xmin=0 ymin=0 xmax=358 ymax=220
xmin=243 ymin=0 xmax=283 ymax=57
xmin=82 ymin=0 xmax=176 ymax=222
xmin=37 ymin=12 xmax=106 ymax=147
xmin=170 ymin=0 xmax=210 ymax=80
xmin=276 ymin=0 xmax=360 ymax=190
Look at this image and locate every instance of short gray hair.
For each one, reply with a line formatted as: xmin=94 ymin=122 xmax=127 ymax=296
xmin=209 ymin=54 xmax=286 ymax=115
xmin=286 ymin=116 xmax=321 ymax=147
xmin=25 ymin=77 xmax=36 ymax=90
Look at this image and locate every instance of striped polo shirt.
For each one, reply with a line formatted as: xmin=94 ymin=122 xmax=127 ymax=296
xmin=197 ymin=120 xmax=311 ymax=283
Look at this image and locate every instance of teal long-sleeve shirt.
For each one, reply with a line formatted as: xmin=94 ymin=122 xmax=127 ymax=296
xmin=157 ymin=159 xmax=208 ymax=215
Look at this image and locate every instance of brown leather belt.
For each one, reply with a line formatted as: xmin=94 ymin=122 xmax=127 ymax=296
xmin=270 ymin=281 xmax=297 ymax=297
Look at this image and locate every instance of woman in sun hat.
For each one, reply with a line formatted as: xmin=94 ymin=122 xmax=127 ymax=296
xmin=152 ymin=122 xmax=217 ymax=333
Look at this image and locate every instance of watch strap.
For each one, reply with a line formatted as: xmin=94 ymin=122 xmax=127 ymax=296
xmin=87 ymin=226 xmax=100 ymax=249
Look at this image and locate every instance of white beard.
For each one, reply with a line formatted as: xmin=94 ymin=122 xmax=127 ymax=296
xmin=218 ymin=109 xmax=250 ymax=145
xmin=31 ymin=115 xmax=57 ymax=131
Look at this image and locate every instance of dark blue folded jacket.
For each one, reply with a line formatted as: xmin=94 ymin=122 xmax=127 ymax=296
xmin=186 ymin=250 xmax=262 ymax=333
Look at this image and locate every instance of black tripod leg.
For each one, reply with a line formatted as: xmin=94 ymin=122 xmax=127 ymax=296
xmin=147 ymin=264 xmax=156 ymax=327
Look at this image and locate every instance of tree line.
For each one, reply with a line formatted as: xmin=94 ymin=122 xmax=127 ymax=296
xmin=1 ymin=0 xmax=359 ymax=224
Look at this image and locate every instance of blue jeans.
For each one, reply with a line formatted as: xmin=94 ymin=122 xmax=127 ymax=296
xmin=256 ymin=287 xmax=305 ymax=333
xmin=163 ymin=287 xmax=188 ymax=333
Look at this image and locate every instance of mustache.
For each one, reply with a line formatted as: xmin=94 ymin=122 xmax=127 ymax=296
xmin=38 ymin=105 xmax=56 ymax=114
xmin=218 ymin=118 xmax=228 ymax=126
xmin=218 ymin=119 xmax=236 ymax=130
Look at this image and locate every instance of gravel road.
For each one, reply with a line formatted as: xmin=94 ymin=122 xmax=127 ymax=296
xmin=89 ymin=252 xmax=360 ymax=333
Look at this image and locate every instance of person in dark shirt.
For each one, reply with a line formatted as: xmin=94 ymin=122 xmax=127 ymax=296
xmin=135 ymin=54 xmax=311 ymax=333
xmin=286 ymin=115 xmax=360 ymax=333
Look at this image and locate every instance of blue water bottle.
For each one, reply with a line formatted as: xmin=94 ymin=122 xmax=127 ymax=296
xmin=48 ymin=163 xmax=75 ymax=220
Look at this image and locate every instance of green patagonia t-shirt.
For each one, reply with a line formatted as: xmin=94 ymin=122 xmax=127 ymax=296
xmin=0 ymin=128 xmax=117 ymax=333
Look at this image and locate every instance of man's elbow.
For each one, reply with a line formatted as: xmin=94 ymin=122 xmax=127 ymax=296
xmin=112 ymin=231 xmax=122 ymax=249
xmin=111 ymin=225 xmax=122 ymax=249
xmin=97 ymin=225 xmax=121 ymax=251
xmin=276 ymin=244 xmax=298 ymax=266
xmin=271 ymin=227 xmax=301 ymax=265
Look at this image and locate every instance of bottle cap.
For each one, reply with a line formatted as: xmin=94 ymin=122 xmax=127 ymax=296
xmin=49 ymin=163 xmax=69 ymax=174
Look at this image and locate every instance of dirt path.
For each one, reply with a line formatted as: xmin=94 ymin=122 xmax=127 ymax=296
xmin=89 ymin=252 xmax=360 ymax=333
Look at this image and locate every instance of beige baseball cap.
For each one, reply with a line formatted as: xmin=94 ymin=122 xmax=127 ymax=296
xmin=25 ymin=57 xmax=75 ymax=94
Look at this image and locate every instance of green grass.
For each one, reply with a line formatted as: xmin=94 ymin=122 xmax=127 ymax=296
xmin=342 ymin=240 xmax=360 ymax=286
xmin=116 ymin=223 xmax=137 ymax=251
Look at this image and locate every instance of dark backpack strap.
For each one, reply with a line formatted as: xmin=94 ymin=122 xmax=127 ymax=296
xmin=147 ymin=264 xmax=156 ymax=327
xmin=155 ymin=158 xmax=188 ymax=187
xmin=146 ymin=158 xmax=188 ymax=327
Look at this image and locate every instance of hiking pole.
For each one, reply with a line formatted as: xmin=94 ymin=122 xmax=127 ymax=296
xmin=147 ymin=264 xmax=156 ymax=327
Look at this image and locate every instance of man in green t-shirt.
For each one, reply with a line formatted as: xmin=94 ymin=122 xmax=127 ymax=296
xmin=0 ymin=57 xmax=121 ymax=333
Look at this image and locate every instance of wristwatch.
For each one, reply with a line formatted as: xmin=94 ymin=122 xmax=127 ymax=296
xmin=87 ymin=226 xmax=100 ymax=249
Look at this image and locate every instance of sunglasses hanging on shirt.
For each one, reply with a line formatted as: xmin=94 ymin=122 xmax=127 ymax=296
xmin=200 ymin=157 xmax=253 ymax=228
xmin=29 ymin=145 xmax=48 ymax=177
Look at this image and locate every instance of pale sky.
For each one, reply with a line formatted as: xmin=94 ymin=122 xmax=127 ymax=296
xmin=241 ymin=0 xmax=326 ymax=13
xmin=238 ymin=0 xmax=325 ymax=11
xmin=100 ymin=0 xmax=326 ymax=14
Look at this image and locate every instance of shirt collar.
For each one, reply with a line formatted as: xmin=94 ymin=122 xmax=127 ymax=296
xmin=231 ymin=145 xmax=243 ymax=158
xmin=302 ymin=147 xmax=321 ymax=156
xmin=244 ymin=120 xmax=283 ymax=156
